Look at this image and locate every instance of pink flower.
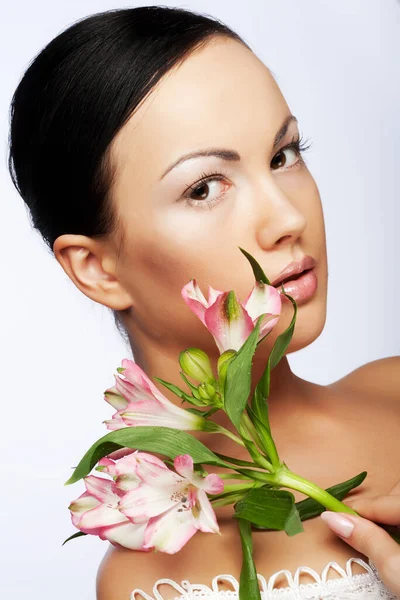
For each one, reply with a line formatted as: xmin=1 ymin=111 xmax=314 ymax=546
xmin=103 ymin=359 xmax=206 ymax=431
xmin=68 ymin=452 xmax=224 ymax=554
xmin=68 ymin=452 xmax=169 ymax=550
xmin=181 ymin=279 xmax=282 ymax=353
xmin=119 ymin=454 xmax=224 ymax=554
xmin=68 ymin=455 xmax=147 ymax=550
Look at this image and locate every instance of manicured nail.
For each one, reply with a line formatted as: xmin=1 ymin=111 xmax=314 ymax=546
xmin=320 ymin=511 xmax=355 ymax=538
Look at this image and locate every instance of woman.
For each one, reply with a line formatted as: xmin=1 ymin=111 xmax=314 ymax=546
xmin=8 ymin=5 xmax=400 ymax=599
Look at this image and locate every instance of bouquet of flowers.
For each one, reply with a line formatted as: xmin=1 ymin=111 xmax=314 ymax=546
xmin=64 ymin=247 xmax=400 ymax=599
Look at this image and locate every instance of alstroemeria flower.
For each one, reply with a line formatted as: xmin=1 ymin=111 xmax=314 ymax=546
xmin=103 ymin=359 xmax=205 ymax=431
xmin=69 ymin=451 xmax=174 ymax=549
xmin=69 ymin=452 xmax=223 ymax=554
xmin=181 ymin=279 xmax=282 ymax=353
xmin=96 ymin=451 xmax=171 ymax=492
xmin=68 ymin=474 xmax=148 ymax=550
xmin=119 ymin=454 xmax=224 ymax=554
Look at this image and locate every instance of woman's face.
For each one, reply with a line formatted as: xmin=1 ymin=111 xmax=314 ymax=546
xmin=91 ymin=37 xmax=328 ymax=360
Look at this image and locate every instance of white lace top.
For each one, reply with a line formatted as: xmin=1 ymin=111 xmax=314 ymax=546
xmin=130 ymin=557 xmax=399 ymax=599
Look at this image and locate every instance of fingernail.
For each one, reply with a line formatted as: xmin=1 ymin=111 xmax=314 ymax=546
xmin=320 ymin=511 xmax=355 ymax=538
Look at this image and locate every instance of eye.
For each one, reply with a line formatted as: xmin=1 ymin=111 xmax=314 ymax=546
xmin=182 ymin=171 xmax=230 ymax=211
xmin=271 ymin=134 xmax=312 ymax=171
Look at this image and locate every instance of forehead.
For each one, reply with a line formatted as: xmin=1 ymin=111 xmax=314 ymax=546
xmin=110 ymin=37 xmax=289 ymax=188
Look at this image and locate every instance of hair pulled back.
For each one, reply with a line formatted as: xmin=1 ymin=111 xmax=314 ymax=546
xmin=7 ymin=5 xmax=250 ymax=342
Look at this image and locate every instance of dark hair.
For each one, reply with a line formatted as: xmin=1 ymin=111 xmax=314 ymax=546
xmin=7 ymin=5 xmax=251 ymax=345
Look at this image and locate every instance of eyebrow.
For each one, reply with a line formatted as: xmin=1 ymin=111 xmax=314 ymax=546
xmin=159 ymin=114 xmax=298 ymax=180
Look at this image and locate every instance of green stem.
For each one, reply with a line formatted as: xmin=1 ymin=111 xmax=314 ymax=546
xmin=217 ymin=473 xmax=253 ymax=480
xmin=241 ymin=415 xmax=274 ymax=472
xmin=214 ymin=453 xmax=263 ymax=469
xmin=275 ymin=467 xmax=359 ymax=514
xmin=217 ymin=425 xmax=246 ymax=447
xmin=242 ymin=412 xmax=265 ymax=452
xmin=211 ymin=493 xmax=245 ymax=508
xmin=215 ymin=482 xmax=256 ymax=494
xmin=245 ymin=406 xmax=280 ymax=470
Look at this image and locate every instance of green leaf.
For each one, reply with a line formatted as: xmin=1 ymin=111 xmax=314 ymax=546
xmin=269 ymin=291 xmax=297 ymax=370
xmin=238 ymin=247 xmax=271 ymax=285
xmin=224 ymin=316 xmax=263 ymax=431
xmin=238 ymin=418 xmax=270 ymax=469
xmin=237 ymin=518 xmax=262 ymax=600
xmin=214 ymin=453 xmax=260 ymax=469
xmin=185 ymin=408 xmax=208 ymax=417
xmin=251 ymin=382 xmax=271 ymax=434
xmin=283 ymin=502 xmax=304 ymax=536
xmin=252 ymin=471 xmax=369 ymax=530
xmin=65 ymin=426 xmax=232 ymax=485
xmin=250 ymin=289 xmax=298 ymax=429
xmin=62 ymin=531 xmax=87 ymax=546
xmin=245 ymin=405 xmax=278 ymax=463
xmin=183 ymin=406 xmax=221 ymax=418
xmin=179 ymin=372 xmax=199 ymax=394
xmin=234 ymin=487 xmax=299 ymax=531
xmin=202 ymin=406 xmax=220 ymax=418
xmin=294 ymin=471 xmax=368 ymax=520
xmin=152 ymin=376 xmax=194 ymax=404
xmin=234 ymin=468 xmax=276 ymax=484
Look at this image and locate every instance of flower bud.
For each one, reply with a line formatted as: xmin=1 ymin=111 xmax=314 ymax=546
xmin=217 ymin=350 xmax=237 ymax=376
xmin=198 ymin=382 xmax=217 ymax=401
xmin=217 ymin=350 xmax=237 ymax=398
xmin=198 ymin=383 xmax=223 ymax=408
xmin=179 ymin=348 xmax=215 ymax=385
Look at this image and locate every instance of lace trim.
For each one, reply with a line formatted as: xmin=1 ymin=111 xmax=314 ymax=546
xmin=131 ymin=557 xmax=398 ymax=599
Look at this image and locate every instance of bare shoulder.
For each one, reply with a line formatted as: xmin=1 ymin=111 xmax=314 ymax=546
xmin=97 ymin=545 xmax=157 ymax=600
xmin=331 ymin=355 xmax=400 ymax=399
xmin=96 ymin=543 xmax=191 ymax=600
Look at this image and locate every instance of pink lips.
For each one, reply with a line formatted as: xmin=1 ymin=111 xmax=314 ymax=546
xmin=271 ymin=256 xmax=318 ymax=305
xmin=271 ymin=256 xmax=316 ymax=287
xmin=275 ymin=268 xmax=318 ymax=304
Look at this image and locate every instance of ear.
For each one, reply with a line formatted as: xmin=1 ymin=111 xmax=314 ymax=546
xmin=53 ymin=234 xmax=133 ymax=310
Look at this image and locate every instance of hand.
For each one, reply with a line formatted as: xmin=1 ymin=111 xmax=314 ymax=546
xmin=320 ymin=480 xmax=400 ymax=595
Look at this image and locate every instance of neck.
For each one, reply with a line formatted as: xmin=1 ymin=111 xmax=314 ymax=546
xmin=128 ymin=333 xmax=314 ymax=454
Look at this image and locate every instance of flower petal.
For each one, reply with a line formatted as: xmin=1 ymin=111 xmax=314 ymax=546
xmin=181 ymin=279 xmax=209 ymax=326
xmin=194 ymin=489 xmax=220 ymax=534
xmin=103 ymin=414 xmax=127 ymax=431
xmin=99 ymin=520 xmax=149 ymax=550
xmin=69 ymin=492 xmax=100 ymax=528
xmin=204 ymin=291 xmax=254 ymax=353
xmin=207 ymin=285 xmax=224 ymax=306
xmin=119 ymin=481 xmax=182 ymax=522
xmin=200 ymin=473 xmax=224 ymax=495
xmin=79 ymin=503 xmax=127 ymax=529
xmin=243 ymin=281 xmax=282 ymax=337
xmin=84 ymin=475 xmax=116 ymax=503
xmin=173 ymin=454 xmax=194 ymax=480
xmin=121 ymin=401 xmax=203 ymax=430
xmin=134 ymin=454 xmax=171 ymax=482
xmin=143 ymin=506 xmax=198 ymax=554
xmin=104 ymin=386 xmax=128 ymax=410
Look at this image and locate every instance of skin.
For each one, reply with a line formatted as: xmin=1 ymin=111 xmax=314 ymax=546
xmin=52 ymin=37 xmax=400 ymax=598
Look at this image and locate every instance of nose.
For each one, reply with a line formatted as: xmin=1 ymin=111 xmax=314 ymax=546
xmin=254 ymin=178 xmax=307 ymax=250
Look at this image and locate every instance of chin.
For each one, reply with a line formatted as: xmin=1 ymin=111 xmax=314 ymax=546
xmin=284 ymin=296 xmax=327 ymax=354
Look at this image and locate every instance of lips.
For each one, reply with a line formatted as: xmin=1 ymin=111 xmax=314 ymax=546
xmin=276 ymin=269 xmax=312 ymax=287
xmin=271 ymin=256 xmax=317 ymax=288
xmin=275 ymin=267 xmax=318 ymax=304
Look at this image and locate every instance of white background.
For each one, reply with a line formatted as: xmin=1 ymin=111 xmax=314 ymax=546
xmin=1 ymin=1 xmax=399 ymax=598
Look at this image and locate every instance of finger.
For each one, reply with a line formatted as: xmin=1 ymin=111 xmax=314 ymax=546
xmin=389 ymin=479 xmax=400 ymax=495
xmin=345 ymin=495 xmax=400 ymax=526
xmin=321 ymin=511 xmax=400 ymax=594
